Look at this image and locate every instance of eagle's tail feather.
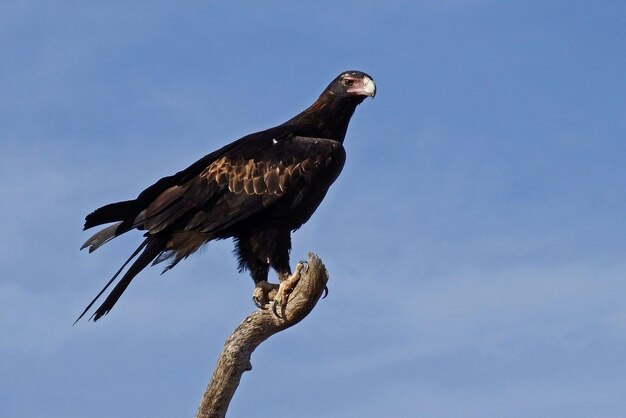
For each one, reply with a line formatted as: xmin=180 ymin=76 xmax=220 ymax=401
xmin=83 ymin=200 xmax=141 ymax=230
xmin=81 ymin=221 xmax=124 ymax=253
xmin=74 ymin=236 xmax=165 ymax=324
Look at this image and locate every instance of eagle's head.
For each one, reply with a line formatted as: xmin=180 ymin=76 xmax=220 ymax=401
xmin=325 ymin=71 xmax=376 ymax=100
xmin=285 ymin=70 xmax=375 ymax=141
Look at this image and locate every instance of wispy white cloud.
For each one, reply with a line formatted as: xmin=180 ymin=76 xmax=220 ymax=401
xmin=296 ymin=262 xmax=626 ymax=379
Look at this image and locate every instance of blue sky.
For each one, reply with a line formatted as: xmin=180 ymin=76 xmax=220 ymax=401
xmin=2 ymin=1 xmax=626 ymax=417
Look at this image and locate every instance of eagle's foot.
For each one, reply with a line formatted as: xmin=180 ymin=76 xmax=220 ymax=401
xmin=272 ymin=261 xmax=307 ymax=318
xmin=252 ymin=280 xmax=279 ymax=309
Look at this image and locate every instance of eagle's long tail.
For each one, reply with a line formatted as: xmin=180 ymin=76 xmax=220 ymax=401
xmin=75 ymin=236 xmax=166 ymax=324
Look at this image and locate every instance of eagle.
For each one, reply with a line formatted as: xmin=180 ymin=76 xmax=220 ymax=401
xmin=77 ymin=70 xmax=375 ymax=322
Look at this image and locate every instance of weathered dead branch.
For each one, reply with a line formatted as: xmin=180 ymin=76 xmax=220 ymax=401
xmin=195 ymin=252 xmax=329 ymax=418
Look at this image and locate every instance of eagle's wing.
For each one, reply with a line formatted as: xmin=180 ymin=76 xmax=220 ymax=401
xmin=142 ymin=135 xmax=345 ymax=236
xmin=131 ymin=135 xmax=345 ymax=268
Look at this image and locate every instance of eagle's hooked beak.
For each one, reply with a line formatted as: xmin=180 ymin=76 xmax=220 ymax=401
xmin=362 ymin=76 xmax=376 ymax=98
xmin=346 ymin=75 xmax=376 ymax=98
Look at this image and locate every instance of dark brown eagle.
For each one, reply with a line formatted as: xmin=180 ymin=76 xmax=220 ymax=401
xmin=77 ymin=70 xmax=375 ymax=322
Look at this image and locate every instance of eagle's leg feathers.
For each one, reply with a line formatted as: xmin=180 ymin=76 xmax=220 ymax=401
xmin=252 ymin=281 xmax=279 ymax=308
xmin=272 ymin=261 xmax=307 ymax=318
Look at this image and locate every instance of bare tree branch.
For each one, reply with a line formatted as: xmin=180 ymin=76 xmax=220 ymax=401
xmin=195 ymin=252 xmax=329 ymax=418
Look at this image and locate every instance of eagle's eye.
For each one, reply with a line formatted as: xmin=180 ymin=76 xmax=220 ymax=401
xmin=343 ymin=78 xmax=355 ymax=87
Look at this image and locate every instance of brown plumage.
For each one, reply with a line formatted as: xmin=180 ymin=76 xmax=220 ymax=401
xmin=77 ymin=70 xmax=375 ymax=322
